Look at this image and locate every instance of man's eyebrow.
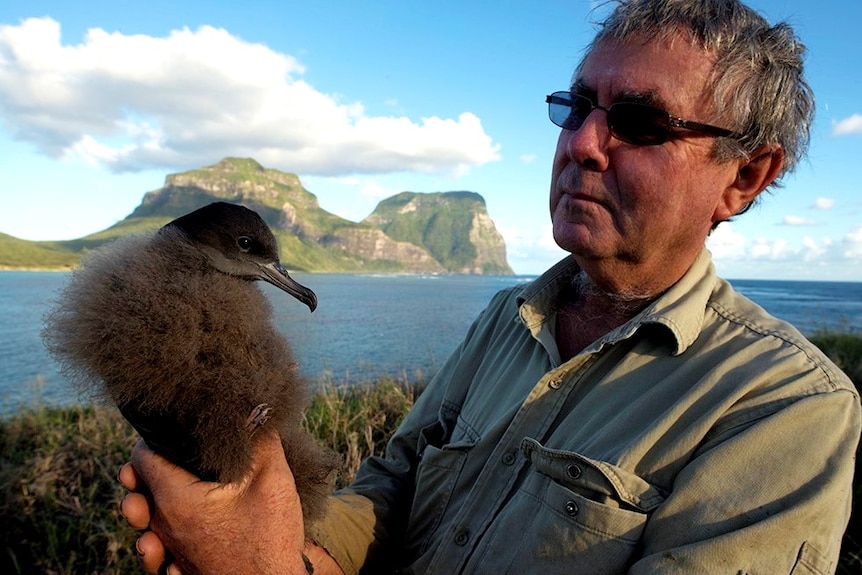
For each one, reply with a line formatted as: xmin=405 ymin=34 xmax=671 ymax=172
xmin=618 ymin=90 xmax=664 ymax=108
xmin=570 ymin=81 xmax=596 ymax=100
xmin=571 ymin=81 xmax=668 ymax=109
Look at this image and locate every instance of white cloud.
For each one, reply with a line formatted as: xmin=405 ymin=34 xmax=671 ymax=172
xmin=811 ymin=197 xmax=835 ymax=210
xmin=707 ymin=222 xmax=746 ymax=259
xmin=833 ymin=114 xmax=862 ymax=136
xmin=801 ymin=236 xmax=830 ymax=261
xmin=709 ymin=222 xmax=862 ymax=279
xmin=750 ymin=237 xmax=788 ymax=259
xmin=710 ymin=222 xmax=862 ymax=268
xmin=780 ymin=215 xmax=817 ymax=226
xmin=359 ymin=179 xmax=398 ymax=200
xmin=519 ymin=154 xmax=537 ymax=164
xmin=842 ymin=226 xmax=862 ymax=259
xmin=498 ymin=223 xmax=565 ymax=273
xmin=0 ymin=17 xmax=500 ymax=176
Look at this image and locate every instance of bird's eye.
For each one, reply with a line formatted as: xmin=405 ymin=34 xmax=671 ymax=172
xmin=237 ymin=236 xmax=253 ymax=252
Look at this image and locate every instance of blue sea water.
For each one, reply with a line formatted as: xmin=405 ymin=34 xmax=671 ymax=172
xmin=1 ymin=271 xmax=860 ymax=416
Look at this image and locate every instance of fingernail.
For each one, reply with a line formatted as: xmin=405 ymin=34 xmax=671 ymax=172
xmin=135 ymin=537 xmax=145 ymax=557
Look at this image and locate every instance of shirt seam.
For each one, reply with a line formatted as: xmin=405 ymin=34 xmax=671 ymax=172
xmin=708 ymin=299 xmax=855 ymax=396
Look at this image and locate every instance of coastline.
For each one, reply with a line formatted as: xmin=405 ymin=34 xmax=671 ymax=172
xmin=0 ymin=266 xmax=71 ymax=272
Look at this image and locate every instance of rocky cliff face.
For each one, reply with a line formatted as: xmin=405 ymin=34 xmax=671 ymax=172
xmin=12 ymin=158 xmax=513 ymax=274
xmin=363 ymin=191 xmax=511 ymax=274
xmin=466 ymin=211 xmax=510 ymax=275
xmin=322 ymin=228 xmax=446 ymax=274
xmin=130 ymin=158 xmax=321 ymax=227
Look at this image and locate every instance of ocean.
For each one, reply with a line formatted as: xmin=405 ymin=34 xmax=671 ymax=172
xmin=2 ymin=271 xmax=860 ymax=416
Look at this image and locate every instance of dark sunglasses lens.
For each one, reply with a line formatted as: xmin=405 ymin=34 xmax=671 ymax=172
xmin=549 ymin=93 xmax=591 ymax=131
xmin=607 ymin=103 xmax=670 ymax=145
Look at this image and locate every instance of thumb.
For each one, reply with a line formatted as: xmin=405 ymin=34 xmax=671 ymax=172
xmin=243 ymin=431 xmax=299 ymax=499
xmin=250 ymin=431 xmax=292 ymax=476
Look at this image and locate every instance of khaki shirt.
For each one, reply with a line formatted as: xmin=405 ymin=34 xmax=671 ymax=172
xmin=310 ymin=250 xmax=860 ymax=574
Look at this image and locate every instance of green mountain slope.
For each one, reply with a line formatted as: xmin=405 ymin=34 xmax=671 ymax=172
xmin=365 ymin=191 xmax=511 ymax=274
xmin=0 ymin=233 xmax=78 ymax=270
xmin=0 ymin=158 xmax=512 ymax=274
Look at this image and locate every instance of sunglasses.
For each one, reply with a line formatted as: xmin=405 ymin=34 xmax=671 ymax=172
xmin=546 ymin=91 xmax=739 ymax=146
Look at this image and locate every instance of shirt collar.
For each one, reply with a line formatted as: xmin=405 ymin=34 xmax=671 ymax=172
xmin=516 ymin=248 xmax=718 ymax=357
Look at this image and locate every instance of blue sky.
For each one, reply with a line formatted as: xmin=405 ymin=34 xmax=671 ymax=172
xmin=0 ymin=0 xmax=860 ymax=279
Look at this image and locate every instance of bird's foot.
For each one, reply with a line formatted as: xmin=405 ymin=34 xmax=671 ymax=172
xmin=245 ymin=403 xmax=272 ymax=434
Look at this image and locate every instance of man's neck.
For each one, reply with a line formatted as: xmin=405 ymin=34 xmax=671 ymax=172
xmin=570 ymin=271 xmax=658 ymax=316
xmin=555 ymin=271 xmax=661 ymax=361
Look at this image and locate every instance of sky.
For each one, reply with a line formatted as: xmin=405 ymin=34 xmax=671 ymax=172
xmin=0 ymin=1 xmax=860 ymax=279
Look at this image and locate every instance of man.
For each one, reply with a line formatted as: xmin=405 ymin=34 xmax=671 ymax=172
xmin=120 ymin=0 xmax=860 ymax=573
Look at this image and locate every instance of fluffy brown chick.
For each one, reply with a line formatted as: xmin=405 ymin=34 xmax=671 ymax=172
xmin=42 ymin=201 xmax=339 ymax=524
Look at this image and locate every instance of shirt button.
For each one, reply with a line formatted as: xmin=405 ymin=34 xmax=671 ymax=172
xmin=454 ymin=528 xmax=470 ymax=546
xmin=565 ymin=500 xmax=579 ymax=516
xmin=502 ymin=451 xmax=516 ymax=466
xmin=548 ymin=377 xmax=562 ymax=389
xmin=566 ymin=464 xmax=582 ymax=479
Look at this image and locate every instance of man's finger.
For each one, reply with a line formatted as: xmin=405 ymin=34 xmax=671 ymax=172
xmin=136 ymin=530 xmax=169 ymax=575
xmin=118 ymin=460 xmax=150 ymax=492
xmin=120 ymin=492 xmax=153 ymax=531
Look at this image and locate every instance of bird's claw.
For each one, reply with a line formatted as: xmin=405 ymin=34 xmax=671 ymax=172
xmin=245 ymin=403 xmax=272 ymax=434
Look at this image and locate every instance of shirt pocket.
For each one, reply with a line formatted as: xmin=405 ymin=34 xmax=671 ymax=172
xmin=480 ymin=438 xmax=666 ymax=573
xmin=404 ymin=417 xmax=476 ymax=557
xmin=520 ymin=437 xmax=667 ymax=513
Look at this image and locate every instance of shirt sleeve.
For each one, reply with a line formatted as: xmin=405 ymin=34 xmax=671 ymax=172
xmin=630 ymin=388 xmax=860 ymax=574
xmin=305 ymin=297 xmax=497 ymax=574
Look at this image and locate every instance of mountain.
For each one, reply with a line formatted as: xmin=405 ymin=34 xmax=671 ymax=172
xmin=365 ymin=191 xmax=511 ymax=275
xmin=0 ymin=232 xmax=78 ymax=270
xmin=1 ymin=158 xmax=513 ymax=274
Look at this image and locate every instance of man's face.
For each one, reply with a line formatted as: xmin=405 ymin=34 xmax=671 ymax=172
xmin=550 ymin=34 xmax=746 ymax=287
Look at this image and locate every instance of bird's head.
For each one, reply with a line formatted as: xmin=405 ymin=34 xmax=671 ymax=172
xmin=161 ymin=202 xmax=317 ymax=312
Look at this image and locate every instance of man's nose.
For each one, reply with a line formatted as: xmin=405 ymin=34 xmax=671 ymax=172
xmin=561 ymin=109 xmax=611 ymax=171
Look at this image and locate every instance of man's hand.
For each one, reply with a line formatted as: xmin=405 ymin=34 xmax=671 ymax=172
xmin=118 ymin=431 xmax=308 ymax=575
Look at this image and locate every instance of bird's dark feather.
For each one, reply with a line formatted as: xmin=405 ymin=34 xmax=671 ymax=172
xmin=42 ymin=203 xmax=338 ymax=523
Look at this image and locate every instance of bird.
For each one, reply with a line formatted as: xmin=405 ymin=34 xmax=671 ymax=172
xmin=42 ymin=201 xmax=339 ymax=524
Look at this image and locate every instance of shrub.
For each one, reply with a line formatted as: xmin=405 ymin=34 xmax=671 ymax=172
xmin=0 ymin=375 xmax=423 ymax=574
xmin=810 ymin=331 xmax=862 ymax=574
xmin=0 ymin=404 xmax=140 ymax=574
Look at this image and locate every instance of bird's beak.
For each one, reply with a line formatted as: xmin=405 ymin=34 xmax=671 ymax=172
xmin=259 ymin=263 xmax=318 ymax=312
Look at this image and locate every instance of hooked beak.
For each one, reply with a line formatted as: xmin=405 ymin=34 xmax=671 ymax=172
xmin=259 ymin=262 xmax=318 ymax=312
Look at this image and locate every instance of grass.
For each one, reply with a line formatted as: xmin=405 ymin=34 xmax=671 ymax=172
xmin=0 ymin=375 xmax=423 ymax=574
xmin=0 ymin=403 xmax=141 ymax=573
xmin=1 ymin=332 xmax=860 ymax=574
xmin=306 ymin=376 xmax=423 ymax=490
xmin=809 ymin=331 xmax=862 ymax=574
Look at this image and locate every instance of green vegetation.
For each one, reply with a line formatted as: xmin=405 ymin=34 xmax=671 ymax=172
xmin=0 ymin=403 xmax=140 ymax=573
xmin=0 ymin=233 xmax=78 ymax=270
xmin=809 ymin=331 xmax=862 ymax=573
xmin=0 ymin=158 xmax=513 ymax=274
xmin=2 ymin=332 xmax=861 ymax=574
xmin=810 ymin=330 xmax=862 ymax=384
xmin=305 ymin=376 xmax=423 ymax=490
xmin=1 ymin=376 xmax=423 ymax=574
xmin=368 ymin=191 xmax=482 ymax=271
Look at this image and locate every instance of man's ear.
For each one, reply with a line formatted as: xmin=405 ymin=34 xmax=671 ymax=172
xmin=714 ymin=145 xmax=785 ymax=222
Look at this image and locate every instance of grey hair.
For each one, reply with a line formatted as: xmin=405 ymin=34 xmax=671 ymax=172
xmin=583 ymin=0 xmax=814 ymax=188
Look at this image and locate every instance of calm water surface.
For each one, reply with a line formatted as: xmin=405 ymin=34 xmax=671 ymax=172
xmin=0 ymin=272 xmax=528 ymax=414
xmin=2 ymin=271 xmax=860 ymax=415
